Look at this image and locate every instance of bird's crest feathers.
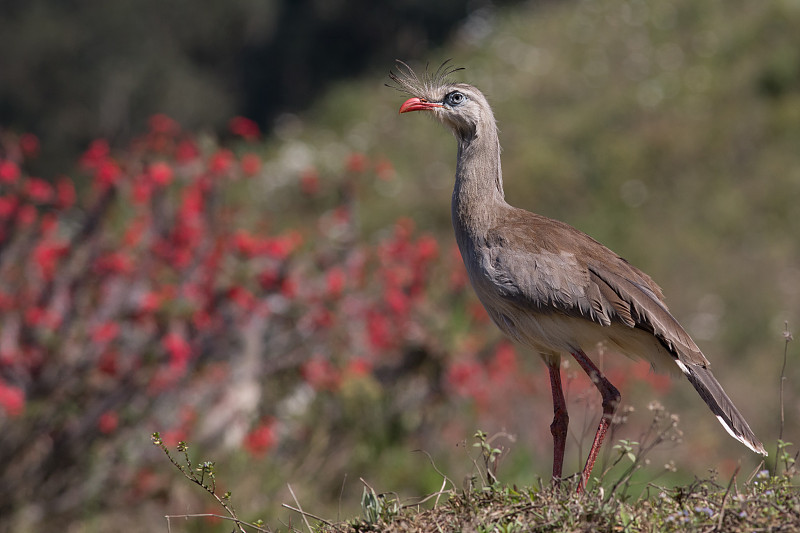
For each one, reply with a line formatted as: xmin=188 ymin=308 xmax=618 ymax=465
xmin=387 ymin=60 xmax=464 ymax=101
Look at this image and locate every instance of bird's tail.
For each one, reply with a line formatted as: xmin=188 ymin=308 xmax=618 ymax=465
xmin=676 ymin=360 xmax=767 ymax=456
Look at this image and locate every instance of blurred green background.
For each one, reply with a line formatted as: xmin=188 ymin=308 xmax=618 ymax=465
xmin=0 ymin=0 xmax=513 ymax=174
xmin=2 ymin=0 xmax=800 ymax=531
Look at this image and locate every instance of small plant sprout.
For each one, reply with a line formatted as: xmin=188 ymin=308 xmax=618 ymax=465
xmin=473 ymin=430 xmax=505 ymax=486
xmin=598 ymin=402 xmax=684 ymax=497
xmin=613 ymin=440 xmax=639 ymax=464
xmin=360 ymin=479 xmax=400 ymax=524
xmin=151 ymin=433 xmax=268 ymax=532
xmin=775 ymin=322 xmax=795 ymax=476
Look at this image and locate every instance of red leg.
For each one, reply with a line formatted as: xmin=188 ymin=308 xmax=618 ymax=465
xmin=547 ymin=359 xmax=569 ymax=484
xmin=571 ymin=349 xmax=620 ymax=493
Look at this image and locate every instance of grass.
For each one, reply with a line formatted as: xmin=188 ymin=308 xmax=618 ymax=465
xmin=155 ymin=340 xmax=800 ymax=533
xmin=147 ymin=294 xmax=798 ymax=533
xmin=154 ymin=429 xmax=800 ymax=533
xmin=328 ymin=472 xmax=800 ymax=533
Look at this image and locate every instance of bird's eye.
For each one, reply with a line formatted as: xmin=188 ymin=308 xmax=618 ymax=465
xmin=446 ymin=91 xmax=465 ymax=106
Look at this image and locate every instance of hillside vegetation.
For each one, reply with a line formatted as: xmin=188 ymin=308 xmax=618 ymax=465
xmin=1 ymin=0 xmax=799 ymax=531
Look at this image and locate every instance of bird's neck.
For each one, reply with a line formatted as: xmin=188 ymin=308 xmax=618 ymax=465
xmin=451 ymin=124 xmax=506 ymax=240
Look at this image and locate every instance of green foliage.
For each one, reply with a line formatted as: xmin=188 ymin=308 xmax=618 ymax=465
xmin=360 ymin=482 xmax=400 ymax=525
xmin=321 ymin=454 xmax=800 ymax=533
xmin=473 ymin=430 xmax=505 ymax=486
xmin=614 ymin=440 xmax=639 ymax=465
xmin=154 ymin=425 xmax=800 ymax=532
xmin=4 ymin=0 xmax=800 ymax=531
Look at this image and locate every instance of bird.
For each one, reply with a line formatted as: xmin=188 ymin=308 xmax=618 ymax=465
xmin=388 ymin=61 xmax=767 ymax=492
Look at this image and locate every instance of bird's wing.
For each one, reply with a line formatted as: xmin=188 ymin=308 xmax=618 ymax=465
xmin=485 ymin=210 xmax=708 ymax=366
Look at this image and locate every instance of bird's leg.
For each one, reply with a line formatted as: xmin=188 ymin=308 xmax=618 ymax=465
xmin=570 ymin=349 xmax=621 ymax=493
xmin=547 ymin=359 xmax=569 ymax=484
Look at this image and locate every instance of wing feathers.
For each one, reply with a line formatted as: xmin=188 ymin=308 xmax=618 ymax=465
xmin=587 ymin=264 xmax=709 ymax=366
xmin=590 ymin=269 xmax=635 ymax=327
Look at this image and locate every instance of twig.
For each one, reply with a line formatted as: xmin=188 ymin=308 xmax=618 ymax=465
xmin=152 ymin=435 xmax=250 ymax=533
xmin=287 ymin=483 xmax=313 ymax=533
xmin=746 ymin=460 xmax=766 ymax=484
xmin=413 ymin=449 xmax=455 ymax=506
xmin=405 ymin=490 xmax=455 ymax=508
xmin=359 ymin=477 xmax=376 ymax=494
xmin=165 ymin=514 xmax=271 ymax=532
xmin=281 ymin=503 xmax=335 ymax=527
xmin=338 ymin=473 xmax=347 ymax=521
xmin=778 ymin=322 xmax=793 ymax=453
xmin=605 ymin=405 xmax=681 ymax=500
xmin=715 ymin=465 xmax=740 ymax=531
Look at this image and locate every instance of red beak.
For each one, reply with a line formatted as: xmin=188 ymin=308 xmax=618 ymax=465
xmin=399 ymin=97 xmax=443 ymax=114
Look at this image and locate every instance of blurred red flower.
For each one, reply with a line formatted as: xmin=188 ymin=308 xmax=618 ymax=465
xmin=366 ymin=310 xmax=393 ymax=351
xmin=91 ymin=322 xmax=120 ymax=344
xmin=468 ymin=301 xmax=490 ymax=323
xmin=209 ymin=149 xmax=235 ymax=175
xmin=257 ymin=268 xmax=281 ymax=291
xmin=300 ymin=168 xmax=320 ymax=195
xmin=415 ymin=234 xmax=440 ymax=263
xmin=123 ymin=216 xmax=149 ymax=246
xmin=0 ymin=197 xmax=17 ymax=219
xmin=0 ymin=381 xmax=25 ymax=417
xmin=93 ymin=252 xmax=133 ymax=275
xmin=33 ymin=240 xmax=68 ymax=280
xmin=19 ymin=133 xmax=40 ymax=158
xmin=55 ymin=177 xmax=76 ymax=208
xmin=97 ymin=350 xmax=118 ymax=376
xmin=175 ymin=139 xmax=200 ymax=163
xmin=17 ymin=204 xmax=37 ymax=227
xmin=131 ymin=177 xmax=153 ymax=205
xmin=159 ymin=428 xmax=188 ymax=447
xmin=301 ymin=356 xmax=340 ymax=391
xmin=325 ymin=267 xmax=346 ymax=298
xmin=631 ymin=360 xmax=672 ymax=394
xmin=228 ymin=286 xmax=256 ymax=312
xmin=148 ymin=114 xmax=180 ymax=135
xmin=263 ymin=232 xmax=302 ymax=260
xmin=139 ymin=291 xmax=162 ymax=314
xmin=43 ymin=212 xmax=61 ymax=234
xmin=384 ymin=287 xmax=410 ymax=317
xmin=232 ymin=229 xmax=259 ymax=257
xmin=346 ymin=152 xmax=367 ymax=173
xmin=487 ymin=341 xmax=518 ymax=383
xmin=94 ymin=160 xmax=121 ymax=190
xmin=203 ymin=508 xmax=222 ymax=525
xmin=228 ymin=116 xmax=261 ymax=141
xmin=148 ymin=161 xmax=174 ymax=187
xmin=345 ymin=358 xmax=372 ymax=378
xmin=0 ymin=291 xmax=13 ymax=312
xmin=243 ymin=419 xmax=276 ymax=457
xmin=24 ymin=306 xmax=61 ymax=329
xmin=98 ymin=410 xmax=119 ymax=434
xmin=0 ymin=160 xmax=20 ymax=184
xmin=163 ymin=332 xmax=192 ymax=372
xmin=445 ymin=359 xmax=489 ymax=408
xmin=446 ymin=360 xmax=483 ymax=397
xmin=240 ymin=153 xmax=261 ymax=176
xmin=80 ymin=139 xmax=111 ymax=169
xmin=375 ymin=157 xmax=395 ymax=181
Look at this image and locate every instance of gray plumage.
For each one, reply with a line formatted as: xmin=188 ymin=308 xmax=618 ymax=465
xmin=389 ymin=61 xmax=767 ymax=462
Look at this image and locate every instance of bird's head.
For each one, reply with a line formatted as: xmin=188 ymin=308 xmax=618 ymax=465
xmin=388 ymin=60 xmax=493 ymax=143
